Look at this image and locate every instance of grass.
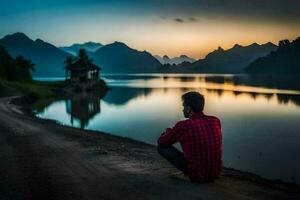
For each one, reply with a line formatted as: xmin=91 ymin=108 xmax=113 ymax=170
xmin=0 ymin=79 xmax=65 ymax=101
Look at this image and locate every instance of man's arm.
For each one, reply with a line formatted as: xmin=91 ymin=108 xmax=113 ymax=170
xmin=157 ymin=121 xmax=184 ymax=147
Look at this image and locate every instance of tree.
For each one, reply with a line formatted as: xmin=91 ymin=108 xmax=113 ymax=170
xmin=246 ymin=37 xmax=300 ymax=74
xmin=9 ymin=56 xmax=35 ymax=81
xmin=0 ymin=45 xmax=35 ymax=81
xmin=0 ymin=45 xmax=13 ymax=79
xmin=64 ymin=56 xmax=75 ymax=80
xmin=78 ymin=48 xmax=92 ymax=64
xmin=64 ymin=55 xmax=75 ymax=68
xmin=279 ymin=39 xmax=291 ymax=50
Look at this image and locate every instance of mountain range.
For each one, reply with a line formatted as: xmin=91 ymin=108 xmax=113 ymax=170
xmin=91 ymin=42 xmax=161 ymax=73
xmin=0 ymin=33 xmax=71 ymax=77
xmin=155 ymin=55 xmax=196 ymax=65
xmin=60 ymin=42 xmax=103 ymax=56
xmin=246 ymin=37 xmax=300 ymax=74
xmin=0 ymin=32 xmax=283 ymax=76
xmin=189 ymin=43 xmax=278 ymax=73
xmin=0 ymin=33 xmax=161 ymax=76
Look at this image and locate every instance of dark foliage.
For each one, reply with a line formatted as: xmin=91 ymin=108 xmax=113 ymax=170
xmin=64 ymin=49 xmax=94 ymax=68
xmin=0 ymin=32 xmax=71 ymax=77
xmin=0 ymin=45 xmax=35 ymax=81
xmin=0 ymin=45 xmax=13 ymax=79
xmin=246 ymin=37 xmax=300 ymax=74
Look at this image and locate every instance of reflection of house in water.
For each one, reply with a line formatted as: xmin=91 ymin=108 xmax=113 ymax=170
xmin=66 ymin=93 xmax=101 ymax=128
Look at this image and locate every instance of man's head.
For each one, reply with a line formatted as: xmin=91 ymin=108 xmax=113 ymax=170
xmin=182 ymin=91 xmax=205 ymax=118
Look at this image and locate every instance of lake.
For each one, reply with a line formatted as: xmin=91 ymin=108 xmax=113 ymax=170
xmin=35 ymin=74 xmax=300 ymax=184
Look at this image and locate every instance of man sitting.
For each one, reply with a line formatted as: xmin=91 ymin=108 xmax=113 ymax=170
xmin=157 ymin=91 xmax=222 ymax=182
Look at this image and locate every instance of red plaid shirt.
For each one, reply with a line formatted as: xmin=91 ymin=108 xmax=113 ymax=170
xmin=158 ymin=112 xmax=222 ymax=182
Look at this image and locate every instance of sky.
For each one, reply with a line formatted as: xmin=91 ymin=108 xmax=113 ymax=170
xmin=0 ymin=0 xmax=300 ymax=59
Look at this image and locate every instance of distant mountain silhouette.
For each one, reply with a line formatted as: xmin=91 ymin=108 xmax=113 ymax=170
xmin=0 ymin=32 xmax=284 ymax=76
xmin=91 ymin=42 xmax=161 ymax=73
xmin=0 ymin=32 xmax=71 ymax=77
xmin=246 ymin=37 xmax=300 ymax=74
xmin=155 ymin=54 xmax=196 ymax=65
xmin=60 ymin=42 xmax=103 ymax=56
xmin=0 ymin=33 xmax=161 ymax=76
xmin=190 ymin=42 xmax=277 ymax=73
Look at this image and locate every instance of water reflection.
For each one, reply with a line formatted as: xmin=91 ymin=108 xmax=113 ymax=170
xmin=36 ymin=75 xmax=300 ymax=130
xmin=37 ymin=80 xmax=300 ymax=129
xmin=205 ymin=88 xmax=300 ymax=106
xmin=102 ymin=86 xmax=300 ymax=108
xmin=277 ymin=94 xmax=300 ymax=106
xmin=66 ymin=93 xmax=102 ymax=128
xmin=35 ymin=74 xmax=300 ymax=184
xmin=103 ymin=87 xmax=152 ymax=105
xmin=38 ymin=87 xmax=300 ymax=128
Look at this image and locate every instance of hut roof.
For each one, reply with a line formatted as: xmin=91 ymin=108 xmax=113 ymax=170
xmin=66 ymin=60 xmax=101 ymax=71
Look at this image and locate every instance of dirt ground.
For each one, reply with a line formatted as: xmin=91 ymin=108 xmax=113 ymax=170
xmin=0 ymin=96 xmax=299 ymax=200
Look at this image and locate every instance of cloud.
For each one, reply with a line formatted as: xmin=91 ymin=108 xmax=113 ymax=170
xmin=188 ymin=17 xmax=197 ymax=22
xmin=173 ymin=17 xmax=198 ymax=23
xmin=174 ymin=18 xmax=184 ymax=23
xmin=163 ymin=0 xmax=300 ymax=25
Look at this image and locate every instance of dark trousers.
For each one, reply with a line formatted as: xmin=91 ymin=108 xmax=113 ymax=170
xmin=157 ymin=145 xmax=188 ymax=174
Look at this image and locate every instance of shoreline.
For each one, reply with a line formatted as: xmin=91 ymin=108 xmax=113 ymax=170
xmin=30 ymin=103 xmax=299 ymax=189
xmin=30 ymin=105 xmax=300 ymax=190
xmin=1 ymin=94 xmax=300 ymax=199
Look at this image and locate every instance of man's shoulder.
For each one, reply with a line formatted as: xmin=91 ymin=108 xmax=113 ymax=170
xmin=174 ymin=119 xmax=190 ymax=127
xmin=205 ymin=115 xmax=221 ymax=127
xmin=175 ymin=115 xmax=221 ymax=127
xmin=206 ymin=115 xmax=221 ymax=122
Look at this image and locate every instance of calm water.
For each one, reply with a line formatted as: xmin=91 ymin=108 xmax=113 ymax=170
xmin=35 ymin=74 xmax=300 ymax=184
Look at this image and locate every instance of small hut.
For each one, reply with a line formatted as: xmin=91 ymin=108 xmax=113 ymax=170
xmin=65 ymin=60 xmax=101 ymax=83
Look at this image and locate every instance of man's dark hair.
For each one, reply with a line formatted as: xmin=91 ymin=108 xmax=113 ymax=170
xmin=182 ymin=91 xmax=205 ymax=112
